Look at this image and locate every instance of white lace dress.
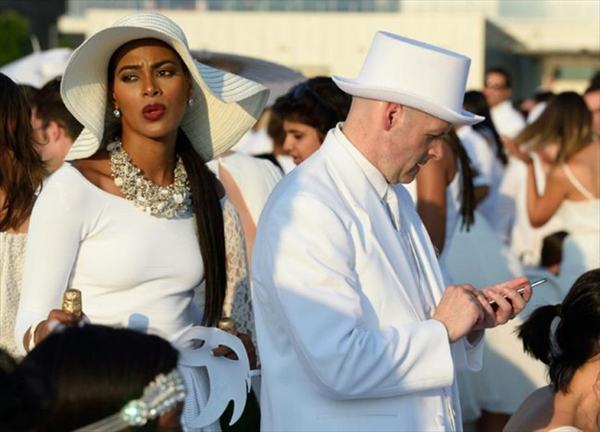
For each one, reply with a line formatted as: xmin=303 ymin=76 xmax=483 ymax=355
xmin=0 ymin=232 xmax=26 ymax=358
xmin=218 ymin=200 xmax=255 ymax=346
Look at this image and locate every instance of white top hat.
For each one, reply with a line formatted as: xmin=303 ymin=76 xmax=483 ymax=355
xmin=61 ymin=11 xmax=270 ymax=161
xmin=333 ymin=31 xmax=483 ymax=125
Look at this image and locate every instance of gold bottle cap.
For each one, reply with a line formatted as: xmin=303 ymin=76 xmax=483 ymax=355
xmin=217 ymin=317 xmax=237 ymax=334
xmin=62 ymin=289 xmax=82 ymax=317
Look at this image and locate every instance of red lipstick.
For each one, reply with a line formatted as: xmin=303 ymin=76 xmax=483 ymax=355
xmin=142 ymin=104 xmax=166 ymax=121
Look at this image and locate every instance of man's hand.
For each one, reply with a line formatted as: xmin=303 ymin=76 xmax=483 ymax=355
xmin=473 ymin=277 xmax=532 ymax=330
xmin=433 ymin=284 xmax=485 ymax=343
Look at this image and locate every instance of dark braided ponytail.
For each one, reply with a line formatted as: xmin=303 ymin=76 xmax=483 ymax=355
xmin=518 ymin=269 xmax=600 ymax=392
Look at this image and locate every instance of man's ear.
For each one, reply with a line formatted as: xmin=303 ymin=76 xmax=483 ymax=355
xmin=45 ymin=121 xmax=63 ymax=143
xmin=383 ymin=103 xmax=403 ymax=131
xmin=593 ymin=368 xmax=600 ymax=400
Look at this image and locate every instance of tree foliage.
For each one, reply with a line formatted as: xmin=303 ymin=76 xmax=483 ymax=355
xmin=0 ymin=11 xmax=32 ymax=67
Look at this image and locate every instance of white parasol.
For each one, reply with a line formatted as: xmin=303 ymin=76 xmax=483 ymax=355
xmin=0 ymin=48 xmax=73 ymax=88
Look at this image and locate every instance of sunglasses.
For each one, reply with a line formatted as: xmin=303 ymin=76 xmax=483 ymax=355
xmin=484 ymin=82 xmax=508 ymax=90
xmin=289 ymin=83 xmax=341 ymax=120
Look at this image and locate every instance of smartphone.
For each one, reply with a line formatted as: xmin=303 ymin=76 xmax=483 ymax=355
xmin=488 ymin=279 xmax=546 ymax=309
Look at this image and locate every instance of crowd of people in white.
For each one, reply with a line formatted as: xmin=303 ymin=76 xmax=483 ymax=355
xmin=0 ymin=11 xmax=599 ymax=432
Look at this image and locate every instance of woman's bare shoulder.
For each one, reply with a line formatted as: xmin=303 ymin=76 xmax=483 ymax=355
xmin=570 ymin=140 xmax=600 ymax=162
xmin=562 ymin=141 xmax=600 ymax=194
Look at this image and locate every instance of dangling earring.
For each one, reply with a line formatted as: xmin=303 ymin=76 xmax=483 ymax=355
xmin=113 ymin=108 xmax=121 ymax=119
xmin=187 ymin=97 xmax=194 ymax=108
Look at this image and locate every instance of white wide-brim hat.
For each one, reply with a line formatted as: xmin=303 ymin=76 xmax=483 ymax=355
xmin=333 ymin=31 xmax=483 ymax=126
xmin=61 ymin=11 xmax=270 ymax=161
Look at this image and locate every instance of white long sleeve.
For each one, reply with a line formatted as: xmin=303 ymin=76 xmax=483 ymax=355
xmin=15 ymin=164 xmax=204 ymax=354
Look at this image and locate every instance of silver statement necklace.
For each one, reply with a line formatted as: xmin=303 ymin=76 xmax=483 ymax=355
xmin=108 ymin=140 xmax=192 ymax=218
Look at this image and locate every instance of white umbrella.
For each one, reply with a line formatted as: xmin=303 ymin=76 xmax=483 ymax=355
xmin=192 ymin=50 xmax=305 ymax=106
xmin=0 ymin=48 xmax=73 ymax=88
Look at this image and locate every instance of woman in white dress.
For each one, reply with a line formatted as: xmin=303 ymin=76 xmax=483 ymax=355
xmin=208 ymin=152 xmax=281 ymax=265
xmin=507 ymin=92 xmax=600 ymax=292
xmin=501 ymin=93 xmax=572 ymax=267
xmin=415 ymin=129 xmax=476 ymax=280
xmin=0 ymin=73 xmax=47 ymax=358
xmin=505 ymin=269 xmax=600 ymax=432
xmin=14 ymin=12 xmax=268 ymax=429
xmin=458 ymin=91 xmax=507 ymax=237
xmin=502 ymin=144 xmax=565 ymax=267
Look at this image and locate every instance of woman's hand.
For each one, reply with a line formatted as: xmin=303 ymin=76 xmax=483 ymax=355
xmin=212 ymin=331 xmax=257 ymax=369
xmin=502 ymin=136 xmax=532 ymax=164
xmin=24 ymin=309 xmax=83 ymax=351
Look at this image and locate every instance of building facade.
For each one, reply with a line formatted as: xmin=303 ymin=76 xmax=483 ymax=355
xmin=59 ymin=0 xmax=600 ymax=97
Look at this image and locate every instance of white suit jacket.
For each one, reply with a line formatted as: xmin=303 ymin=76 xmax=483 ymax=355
xmin=252 ymin=129 xmax=482 ymax=431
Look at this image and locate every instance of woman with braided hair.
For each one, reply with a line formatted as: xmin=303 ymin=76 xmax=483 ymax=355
xmin=414 ymin=129 xmax=476 ymax=280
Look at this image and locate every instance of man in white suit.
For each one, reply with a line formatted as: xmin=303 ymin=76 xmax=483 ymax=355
xmin=252 ymin=32 xmax=532 ymax=432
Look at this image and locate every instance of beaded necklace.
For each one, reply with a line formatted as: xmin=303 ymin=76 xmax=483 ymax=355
xmin=108 ymin=140 xmax=192 ymax=218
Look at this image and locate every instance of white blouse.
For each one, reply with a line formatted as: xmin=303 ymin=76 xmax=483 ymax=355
xmin=15 ymin=164 xmax=206 ymax=352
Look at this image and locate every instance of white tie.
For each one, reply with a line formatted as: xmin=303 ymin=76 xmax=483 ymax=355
xmin=383 ymin=187 xmax=400 ymax=231
xmin=385 ymin=187 xmax=428 ymax=309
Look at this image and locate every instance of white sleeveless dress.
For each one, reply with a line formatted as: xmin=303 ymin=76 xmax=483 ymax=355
xmin=438 ymin=168 xmax=462 ymax=283
xmin=509 ymin=153 xmax=566 ymax=266
xmin=557 ymin=164 xmax=600 ymax=291
xmin=207 ymin=152 xmax=282 ymax=226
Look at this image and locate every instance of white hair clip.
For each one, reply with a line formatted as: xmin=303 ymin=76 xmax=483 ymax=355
xmin=74 ymin=368 xmax=186 ymax=431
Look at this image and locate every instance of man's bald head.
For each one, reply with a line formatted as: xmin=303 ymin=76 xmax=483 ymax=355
xmin=342 ymin=97 xmax=449 ymax=184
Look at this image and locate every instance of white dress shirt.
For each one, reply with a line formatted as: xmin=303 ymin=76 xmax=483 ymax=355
xmin=490 ymin=100 xmax=526 ymax=139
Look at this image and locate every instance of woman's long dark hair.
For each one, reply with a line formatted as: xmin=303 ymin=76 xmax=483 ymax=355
xmin=518 ymin=269 xmax=600 ymax=393
xmin=0 ymin=73 xmax=46 ymax=231
xmin=463 ymin=90 xmax=508 ymax=165
xmin=105 ymin=40 xmax=226 ymax=326
xmin=0 ymin=325 xmax=179 ymax=431
xmin=177 ymin=133 xmax=226 ymax=326
xmin=445 ymin=129 xmax=476 ymax=231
